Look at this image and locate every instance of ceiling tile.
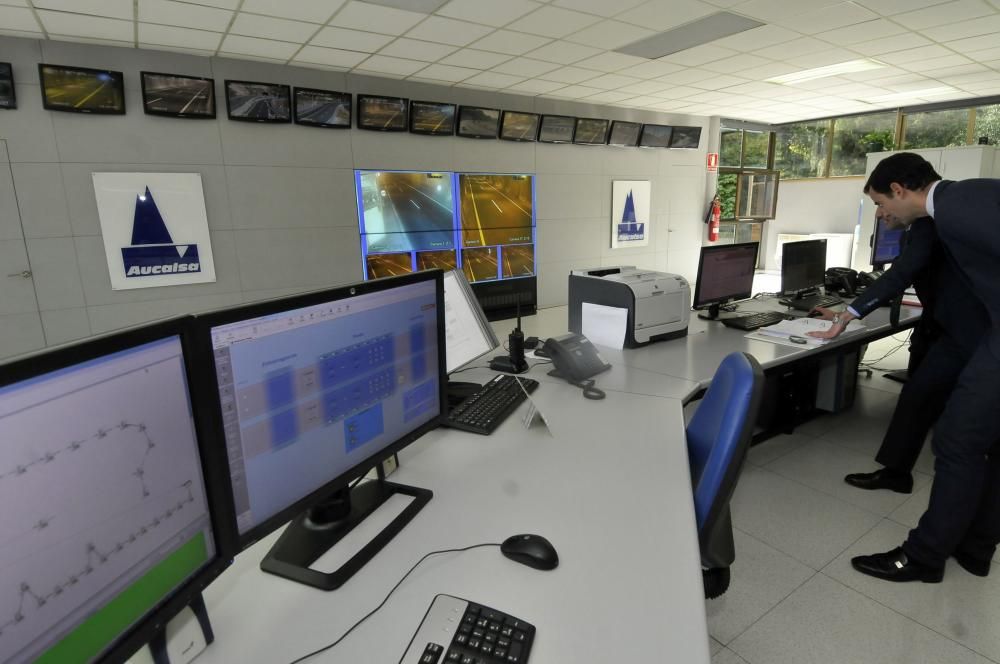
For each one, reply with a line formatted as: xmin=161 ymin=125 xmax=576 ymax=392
xmin=504 ymin=6 xmax=600 ymax=38
xmin=962 ymin=45 xmax=1000 ymax=60
xmin=436 ymin=0 xmax=541 ymax=27
xmin=293 ymin=45 xmax=368 ymax=69
xmin=356 ymin=54 xmax=427 ymax=75
xmin=615 ymin=60 xmax=685 ymax=78
xmin=138 ymin=23 xmax=222 ymax=50
xmin=853 ymin=0 xmax=958 ymax=14
xmin=439 ymin=48 xmax=511 ymax=68
xmin=240 ymin=0 xmax=345 ymax=23
xmin=683 ymin=89 xmax=735 ymax=103
xmin=814 ymin=18 xmax=905 ymax=45
xmin=622 ymin=94 xmax=668 ymax=105
xmin=468 ymin=29 xmax=551 ymax=54
xmin=945 ymin=33 xmax=1000 ymax=53
xmin=141 ymin=43 xmax=217 ymax=57
xmin=584 ymin=90 xmax=635 ymax=103
xmin=899 ymin=54 xmax=972 ymax=72
xmin=651 ymin=84 xmax=704 ymax=99
xmin=773 ymin=1 xmax=878 ymax=34
xmin=700 ymin=53 xmax=772 ymax=73
xmin=851 ymin=32 xmax=933 ymax=55
xmin=330 ymin=1 xmax=426 ymax=35
xmin=547 ymin=83 xmax=603 ymax=98
xmin=751 ymin=36 xmax=829 ymax=60
xmin=139 ymin=0 xmax=233 ymax=31
xmin=36 ymin=10 xmax=133 ymax=41
xmin=893 ymin=0 xmax=995 ymax=30
xmin=539 ymin=65 xmax=603 ymax=83
xmin=230 ymin=13 xmax=318 ymax=42
xmin=878 ymin=44 xmax=951 ymax=65
xmin=219 ymin=34 xmax=299 ymax=60
xmin=413 ymin=63 xmax=480 ymax=81
xmin=922 ymin=62 xmax=988 ymax=77
xmin=182 ymin=0 xmax=238 ymax=7
xmin=730 ymin=0 xmax=842 ymax=23
xmin=311 ymin=27 xmax=394 ymax=52
xmin=460 ymin=71 xmax=525 ymax=88
xmin=378 ymin=37 xmax=457 ymax=61
xmin=919 ymin=12 xmax=1000 ymax=42
xmin=33 ymin=0 xmax=132 ymax=20
xmin=656 ymin=68 xmax=713 ymax=85
xmin=491 ymin=57 xmax=561 ymax=77
xmin=564 ymin=20 xmax=656 ymax=51
xmin=582 ymin=73 xmax=642 ymax=89
xmin=0 ymin=28 xmax=45 ymax=40
xmin=0 ymin=0 xmax=29 ymax=5
xmin=506 ymin=78 xmax=567 ymax=93
xmin=721 ymin=80 xmax=787 ymax=96
xmin=0 ymin=5 xmax=38 ymax=31
xmin=572 ymin=52 xmax=648 ymax=73
xmin=550 ymin=0 xmax=649 ymax=18
xmin=48 ymin=33 xmax=132 ymax=47
xmin=618 ymin=80 xmax=672 ymax=94
xmin=696 ymin=73 xmax=752 ymax=89
xmin=405 ymin=16 xmax=495 ymax=46
xmin=660 ymin=43 xmax=740 ymax=66
xmin=710 ymin=23 xmax=803 ymax=51
xmin=616 ymin=0 xmax=717 ymax=31
xmin=784 ymin=47 xmax=863 ymax=69
xmin=749 ymin=61 xmax=801 ymax=78
xmin=524 ymin=40 xmax=602 ymax=64
xmin=840 ymin=65 xmax=907 ymax=81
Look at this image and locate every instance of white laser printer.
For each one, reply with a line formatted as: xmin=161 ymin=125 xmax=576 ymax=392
xmin=568 ymin=266 xmax=690 ymax=347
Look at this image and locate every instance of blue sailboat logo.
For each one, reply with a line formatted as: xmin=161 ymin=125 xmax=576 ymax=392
xmin=121 ymin=187 xmax=201 ymax=277
xmin=617 ymin=190 xmax=645 ymax=242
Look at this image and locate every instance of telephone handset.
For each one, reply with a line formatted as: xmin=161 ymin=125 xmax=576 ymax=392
xmin=542 ymin=333 xmax=611 ymax=382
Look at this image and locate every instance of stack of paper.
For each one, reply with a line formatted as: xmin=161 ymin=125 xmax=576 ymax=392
xmin=746 ymin=317 xmax=865 ymax=347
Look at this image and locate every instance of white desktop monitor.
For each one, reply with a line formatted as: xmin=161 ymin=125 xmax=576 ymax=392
xmin=444 ymin=269 xmax=500 ymax=373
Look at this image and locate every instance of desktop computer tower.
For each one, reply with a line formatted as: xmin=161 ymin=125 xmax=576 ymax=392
xmin=815 ymin=348 xmax=859 ymax=413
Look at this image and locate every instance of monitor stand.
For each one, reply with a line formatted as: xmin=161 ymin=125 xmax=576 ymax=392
xmin=697 ymin=303 xmax=743 ymax=321
xmin=259 ymin=479 xmax=431 ymax=591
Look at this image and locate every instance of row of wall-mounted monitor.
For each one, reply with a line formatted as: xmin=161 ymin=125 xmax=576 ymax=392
xmin=0 ymin=62 xmax=701 ymax=148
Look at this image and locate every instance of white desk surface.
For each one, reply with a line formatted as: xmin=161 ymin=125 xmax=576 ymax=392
xmin=198 ymin=379 xmax=709 ymax=664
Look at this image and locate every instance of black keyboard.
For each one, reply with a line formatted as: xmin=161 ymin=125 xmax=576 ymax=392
xmin=399 ymin=594 xmax=535 ymax=664
xmin=779 ymin=294 xmax=843 ymax=311
xmin=721 ymin=310 xmax=792 ymax=331
xmin=444 ymin=374 xmax=539 ymax=436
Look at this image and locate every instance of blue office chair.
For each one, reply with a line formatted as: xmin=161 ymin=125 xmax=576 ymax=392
xmin=686 ymin=351 xmax=764 ymax=599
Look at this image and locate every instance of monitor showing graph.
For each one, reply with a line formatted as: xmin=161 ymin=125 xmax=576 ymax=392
xmin=0 ymin=325 xmax=220 ymax=664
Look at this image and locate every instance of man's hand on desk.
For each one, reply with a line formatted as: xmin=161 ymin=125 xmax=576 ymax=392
xmin=806 ymin=309 xmax=857 ymax=339
xmin=809 ymin=306 xmax=838 ymax=321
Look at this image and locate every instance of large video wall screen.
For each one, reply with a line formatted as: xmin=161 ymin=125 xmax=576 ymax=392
xmin=357 ymin=170 xmax=535 ymax=285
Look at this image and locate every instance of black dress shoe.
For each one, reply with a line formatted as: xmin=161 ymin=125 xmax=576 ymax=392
xmin=852 ymin=547 xmax=943 ymax=583
xmin=953 ymin=551 xmax=991 ymax=577
xmin=844 ymin=468 xmax=913 ymax=494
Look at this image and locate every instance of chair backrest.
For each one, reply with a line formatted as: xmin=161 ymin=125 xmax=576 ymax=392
xmin=686 ymin=352 xmax=764 ymax=537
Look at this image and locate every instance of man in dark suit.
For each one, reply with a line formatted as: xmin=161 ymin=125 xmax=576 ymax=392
xmin=814 ymin=152 xmax=1000 ymax=582
xmin=814 ymin=212 xmax=989 ymax=496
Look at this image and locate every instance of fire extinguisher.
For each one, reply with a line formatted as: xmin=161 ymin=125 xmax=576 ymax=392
xmin=706 ymin=193 xmax=721 ymax=243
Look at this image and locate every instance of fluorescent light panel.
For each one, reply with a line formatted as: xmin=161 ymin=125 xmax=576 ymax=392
xmin=767 ymin=59 xmax=885 ymax=84
xmin=616 ymin=12 xmax=764 ymax=59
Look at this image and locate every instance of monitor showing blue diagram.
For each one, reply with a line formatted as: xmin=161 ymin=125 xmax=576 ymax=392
xmin=872 ymin=217 xmax=904 ymax=267
xmin=0 ymin=334 xmax=217 ymax=664
xmin=207 ymin=279 xmax=441 ymax=536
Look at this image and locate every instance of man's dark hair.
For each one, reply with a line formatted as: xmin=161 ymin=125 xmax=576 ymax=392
xmin=864 ymin=152 xmax=941 ymax=195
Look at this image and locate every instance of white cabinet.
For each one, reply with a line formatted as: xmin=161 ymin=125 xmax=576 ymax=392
xmin=851 ymin=145 xmax=997 ymax=271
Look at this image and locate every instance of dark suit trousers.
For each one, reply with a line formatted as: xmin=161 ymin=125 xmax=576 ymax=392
xmin=876 ymin=335 xmax=961 ymax=473
xmin=903 ymin=340 xmax=1000 ymax=567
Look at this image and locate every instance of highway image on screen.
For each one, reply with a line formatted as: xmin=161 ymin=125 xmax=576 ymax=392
xmin=575 ymin=119 xmax=608 ymax=144
xmin=0 ymin=338 xmax=214 ymax=664
xmin=366 ymin=253 xmax=413 ymax=279
xmin=143 ymin=74 xmax=213 ymax=116
xmin=459 ymin=174 xmax=533 ymax=248
xmin=609 ymin=122 xmax=641 ymax=146
xmin=360 ymin=96 xmax=406 ymax=130
xmin=670 ymin=127 xmax=701 ymax=148
xmin=226 ymin=82 xmax=289 ymax=121
xmin=458 ymin=107 xmax=499 ymax=137
xmin=502 ymin=244 xmax=534 ymax=278
xmin=417 ymin=250 xmax=457 ymax=272
xmin=295 ymin=89 xmax=349 ymax=126
xmin=41 ymin=66 xmax=122 ymax=112
xmin=462 ymin=247 xmax=498 ymax=282
xmin=411 ymin=102 xmax=454 ymax=134
xmin=539 ymin=116 xmax=574 ymax=142
xmin=359 ymin=171 xmax=455 ymax=253
xmin=641 ymin=124 xmax=672 ymax=147
xmin=500 ymin=112 xmax=538 ymax=141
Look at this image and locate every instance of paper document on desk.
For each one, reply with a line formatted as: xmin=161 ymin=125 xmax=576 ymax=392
xmin=516 ymin=377 xmax=553 ymax=435
xmin=582 ymin=302 xmax=627 ymax=349
xmin=746 ymin=317 xmax=865 ymax=347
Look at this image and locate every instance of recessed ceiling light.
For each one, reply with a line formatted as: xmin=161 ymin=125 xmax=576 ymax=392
xmin=767 ymin=59 xmax=885 ymax=84
xmin=616 ymin=12 xmax=764 ymax=59
xmin=359 ymin=0 xmax=449 ymax=13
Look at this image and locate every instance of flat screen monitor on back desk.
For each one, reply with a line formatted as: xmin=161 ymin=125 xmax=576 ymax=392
xmin=692 ymin=242 xmax=759 ymax=320
xmin=197 ymin=271 xmax=446 ymax=591
xmin=871 ymin=217 xmax=904 ymax=268
xmin=780 ymin=238 xmax=827 ymax=300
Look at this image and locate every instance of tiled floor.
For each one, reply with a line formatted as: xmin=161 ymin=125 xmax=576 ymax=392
xmin=708 ymin=332 xmax=1000 ymax=664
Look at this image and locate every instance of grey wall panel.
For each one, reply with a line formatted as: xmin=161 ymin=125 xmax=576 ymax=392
xmin=87 ymin=292 xmax=245 ymax=335
xmin=218 ymin=117 xmax=355 ymax=168
xmin=241 ymin=286 xmax=318 ymax=303
xmin=25 ymin=237 xmax=86 ymax=310
xmin=74 ymin=230 xmax=241 ymax=306
xmin=40 ymin=40 xmax=215 ymax=78
xmin=2 ymin=35 xmax=43 ymax=84
xmin=11 ymin=163 xmax=72 ymax=238
xmin=452 ymin=138 xmax=535 ymax=175
xmin=0 ymin=85 xmax=59 ymax=162
xmin=234 ymin=227 xmax=362 ymax=291
xmin=224 ymin=166 xmax=357 ymax=229
xmin=602 ymin=148 xmax=661 ymax=177
xmin=0 ymin=312 xmax=46 ymax=359
xmin=211 ymin=57 xmax=347 ymax=92
xmin=536 ymin=143 xmax=603 ymax=175
xmin=40 ymin=307 xmax=92 ymax=346
xmin=351 ymin=131 xmax=453 ymax=171
xmin=0 ymin=142 xmax=23 ymax=242
xmin=536 ymin=258 xmax=587 ymax=308
xmin=534 ymin=218 xmax=604 ymax=264
xmin=0 ymin=239 xmax=38 ymax=314
xmin=536 ymin=173 xmax=604 ymax=220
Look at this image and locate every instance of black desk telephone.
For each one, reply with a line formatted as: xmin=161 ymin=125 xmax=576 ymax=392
xmin=542 ymin=333 xmax=611 ymax=382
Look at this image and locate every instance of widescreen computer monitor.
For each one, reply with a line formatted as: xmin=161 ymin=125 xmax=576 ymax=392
xmin=197 ymin=271 xmax=446 ymax=590
xmin=0 ymin=317 xmax=232 ymax=664
xmin=693 ymin=242 xmax=759 ymax=320
xmin=781 ymin=238 xmax=828 ymax=298
xmin=871 ymin=217 xmax=904 ymax=267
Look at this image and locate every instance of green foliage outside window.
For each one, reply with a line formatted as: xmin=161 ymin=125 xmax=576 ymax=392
xmin=902 ymin=108 xmax=969 ymax=149
xmin=720 ymin=128 xmax=742 ymax=167
xmin=830 ymin=112 xmax=896 ymax=176
xmin=974 ymin=104 xmax=1000 ymax=145
xmin=742 ymin=130 xmax=769 ymax=168
xmin=774 ymin=120 xmax=829 ymax=179
xmin=717 ymin=172 xmax=737 ymax=219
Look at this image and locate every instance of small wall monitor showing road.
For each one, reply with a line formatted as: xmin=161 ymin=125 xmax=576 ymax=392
xmin=141 ymin=72 xmax=215 ymax=118
xmin=366 ymin=253 xmax=414 ymax=279
xmin=39 ymin=64 xmax=125 ymax=114
xmin=458 ymin=174 xmax=534 ymax=248
xmin=294 ymin=87 xmax=350 ymax=128
xmin=224 ymin=80 xmax=290 ymax=123
xmin=410 ymin=101 xmax=455 ymax=136
xmin=357 ymin=95 xmax=407 ymax=131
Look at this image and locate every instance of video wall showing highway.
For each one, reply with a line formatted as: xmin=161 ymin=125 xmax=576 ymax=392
xmin=40 ymin=64 xmax=124 ymax=114
xmin=225 ymin=80 xmax=290 ymax=122
xmin=358 ymin=171 xmax=535 ymax=284
xmin=294 ymin=88 xmax=350 ymax=128
xmin=141 ymin=72 xmax=214 ymax=118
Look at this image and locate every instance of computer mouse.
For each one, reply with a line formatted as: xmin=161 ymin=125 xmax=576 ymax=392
xmin=501 ymin=534 xmax=559 ymax=570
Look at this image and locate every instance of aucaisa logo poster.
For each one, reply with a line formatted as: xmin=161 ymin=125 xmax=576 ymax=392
xmin=93 ymin=173 xmax=217 ymax=290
